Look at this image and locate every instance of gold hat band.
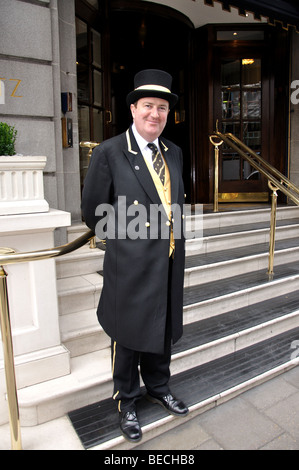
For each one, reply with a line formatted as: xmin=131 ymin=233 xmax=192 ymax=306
xmin=134 ymin=84 xmax=171 ymax=93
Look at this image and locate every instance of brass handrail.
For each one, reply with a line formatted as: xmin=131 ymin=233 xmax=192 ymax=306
xmin=0 ymin=229 xmax=95 ymax=266
xmin=0 ymin=228 xmax=95 ymax=449
xmin=210 ymin=130 xmax=299 ymax=280
xmin=215 ymin=132 xmax=299 ymax=206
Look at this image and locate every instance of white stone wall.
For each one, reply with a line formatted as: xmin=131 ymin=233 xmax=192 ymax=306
xmin=0 ymin=0 xmax=81 ymax=222
xmin=57 ymin=0 xmax=81 ymax=221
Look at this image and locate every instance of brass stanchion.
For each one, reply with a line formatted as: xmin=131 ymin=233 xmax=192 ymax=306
xmin=79 ymin=141 xmax=99 ymax=159
xmin=268 ymin=181 xmax=279 ymax=280
xmin=0 ymin=251 xmax=22 ymax=450
xmin=209 ymin=135 xmax=223 ymax=212
xmin=80 ymin=141 xmax=100 ymax=249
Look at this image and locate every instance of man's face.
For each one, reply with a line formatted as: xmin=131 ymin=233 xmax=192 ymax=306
xmin=130 ymin=97 xmax=169 ymax=142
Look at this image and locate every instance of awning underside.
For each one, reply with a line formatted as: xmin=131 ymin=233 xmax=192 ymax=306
xmin=202 ymin=0 xmax=299 ymax=31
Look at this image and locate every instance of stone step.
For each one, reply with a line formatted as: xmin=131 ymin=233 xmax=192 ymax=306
xmin=65 ymin=206 xmax=299 ymax=245
xmin=17 ymin=299 xmax=299 ymax=428
xmin=56 ymin=245 xmax=104 ymax=279
xmin=68 ymin=326 xmax=299 ymax=450
xmin=17 ymin=348 xmax=112 ymax=427
xmin=58 ymin=241 xmax=299 ymax=356
xmin=57 ymin=272 xmax=103 ymax=316
xmin=32 ymin=205 xmax=299 ymax=441
xmin=185 ymin=243 xmax=299 ymax=287
xmin=172 ymin=289 xmax=299 ymax=376
xmin=57 ymin=235 xmax=299 ymax=320
xmin=184 ymin=261 xmax=299 ymax=324
xmin=60 ymin=262 xmax=299 ymax=358
xmin=197 ymin=205 xmax=299 ymax=230
xmin=60 ymin=308 xmax=110 ymax=358
xmin=18 ymin=260 xmax=299 ymax=426
xmin=187 ymin=221 xmax=299 ymax=254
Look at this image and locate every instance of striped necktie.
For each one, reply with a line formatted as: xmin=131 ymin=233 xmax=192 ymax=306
xmin=148 ymin=143 xmax=165 ymax=185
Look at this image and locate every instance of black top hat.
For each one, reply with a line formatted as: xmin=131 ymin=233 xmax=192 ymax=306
xmin=126 ymin=69 xmax=178 ymax=109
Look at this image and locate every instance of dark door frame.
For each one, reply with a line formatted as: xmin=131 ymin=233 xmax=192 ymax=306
xmin=190 ymin=23 xmax=290 ymax=204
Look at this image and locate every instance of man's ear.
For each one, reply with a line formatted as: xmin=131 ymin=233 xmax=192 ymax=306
xmin=130 ymin=103 xmax=136 ymax=119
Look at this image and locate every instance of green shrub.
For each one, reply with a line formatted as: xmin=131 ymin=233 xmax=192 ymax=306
xmin=0 ymin=122 xmax=17 ymax=155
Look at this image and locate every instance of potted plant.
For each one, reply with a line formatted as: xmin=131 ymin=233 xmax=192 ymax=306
xmin=0 ymin=121 xmax=49 ymax=215
xmin=0 ymin=122 xmax=17 ymax=155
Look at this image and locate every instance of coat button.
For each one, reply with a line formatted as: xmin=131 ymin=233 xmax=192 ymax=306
xmin=135 ymin=165 xmax=140 ymax=170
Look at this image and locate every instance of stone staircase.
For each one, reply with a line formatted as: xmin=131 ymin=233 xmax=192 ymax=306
xmin=16 ymin=204 xmax=299 ymax=448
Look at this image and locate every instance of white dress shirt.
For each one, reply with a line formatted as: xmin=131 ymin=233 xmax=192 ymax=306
xmin=131 ymin=123 xmax=162 ymax=168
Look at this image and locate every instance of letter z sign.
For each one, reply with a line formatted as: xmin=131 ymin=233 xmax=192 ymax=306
xmin=0 ymin=78 xmax=23 ymax=104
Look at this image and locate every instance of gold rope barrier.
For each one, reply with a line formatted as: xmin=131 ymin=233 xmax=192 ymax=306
xmin=0 ymin=230 xmax=95 ymax=449
xmin=209 ymin=130 xmax=299 ymax=281
xmin=0 ymin=252 xmax=22 ymax=450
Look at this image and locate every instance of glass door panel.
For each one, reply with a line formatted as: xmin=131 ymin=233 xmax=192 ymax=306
xmin=217 ymin=55 xmax=266 ymax=201
xmin=242 ymin=90 xmax=261 ymax=118
xmin=243 ymin=121 xmax=261 ymax=151
xmin=93 ymin=69 xmax=103 ymax=106
xmin=222 ymin=156 xmax=240 ymax=181
xmin=85 ymin=0 xmax=99 ymax=8
xmin=76 ymin=6 xmax=110 ymax=191
xmin=221 ymin=59 xmax=240 ymax=87
xmin=93 ymin=109 xmax=104 ymax=143
xmin=222 ymin=90 xmax=240 ymax=119
xmin=92 ymin=29 xmax=102 ymax=67
xmin=242 ymin=59 xmax=261 ymax=87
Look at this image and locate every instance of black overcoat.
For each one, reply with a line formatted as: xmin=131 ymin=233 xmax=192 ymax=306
xmin=81 ymin=126 xmax=185 ymax=354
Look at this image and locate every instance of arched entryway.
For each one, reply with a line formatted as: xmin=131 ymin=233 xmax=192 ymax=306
xmin=76 ymin=1 xmax=290 ymax=206
xmin=76 ymin=0 xmax=193 ymax=199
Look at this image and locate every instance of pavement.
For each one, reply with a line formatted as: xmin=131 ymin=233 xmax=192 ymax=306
xmin=1 ymin=366 xmax=299 ymax=451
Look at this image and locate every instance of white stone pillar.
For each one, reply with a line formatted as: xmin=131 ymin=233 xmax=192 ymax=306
xmin=0 ymin=209 xmax=71 ymax=425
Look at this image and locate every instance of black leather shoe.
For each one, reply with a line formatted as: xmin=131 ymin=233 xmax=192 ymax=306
xmin=119 ymin=410 xmax=142 ymax=443
xmin=146 ymin=393 xmax=189 ymax=417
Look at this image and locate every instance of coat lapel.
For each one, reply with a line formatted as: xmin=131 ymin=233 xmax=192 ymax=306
xmin=123 ymin=127 xmax=180 ymax=210
xmin=123 ymin=127 xmax=164 ymax=207
xmin=160 ymin=138 xmax=179 ymax=207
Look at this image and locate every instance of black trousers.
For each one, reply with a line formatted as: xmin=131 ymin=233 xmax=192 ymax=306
xmin=111 ymin=260 xmax=173 ymax=413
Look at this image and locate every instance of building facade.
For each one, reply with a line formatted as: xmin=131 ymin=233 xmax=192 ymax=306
xmin=1 ymin=0 xmax=299 ymax=222
xmin=0 ymin=0 xmax=299 ymax=427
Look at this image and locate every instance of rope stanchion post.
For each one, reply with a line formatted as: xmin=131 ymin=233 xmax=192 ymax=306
xmin=79 ymin=141 xmax=100 ymax=249
xmin=0 ymin=254 xmax=22 ymax=450
xmin=209 ymin=135 xmax=223 ymax=212
xmin=268 ymin=181 xmax=279 ymax=280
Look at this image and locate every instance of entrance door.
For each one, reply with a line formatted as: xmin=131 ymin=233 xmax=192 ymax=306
xmin=214 ymin=49 xmax=269 ymax=202
xmin=75 ymin=0 xmax=192 ymax=196
xmin=75 ymin=0 xmax=112 ymax=190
